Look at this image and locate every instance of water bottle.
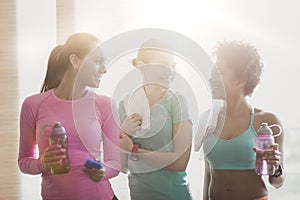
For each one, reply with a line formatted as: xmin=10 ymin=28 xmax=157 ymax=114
xmin=255 ymin=122 xmax=282 ymax=175
xmin=49 ymin=122 xmax=70 ymax=174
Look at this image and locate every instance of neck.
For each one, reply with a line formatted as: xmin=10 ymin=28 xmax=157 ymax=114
xmin=143 ymin=84 xmax=167 ymax=105
xmin=54 ymin=70 xmax=87 ymax=100
xmin=223 ymin=92 xmax=250 ymax=117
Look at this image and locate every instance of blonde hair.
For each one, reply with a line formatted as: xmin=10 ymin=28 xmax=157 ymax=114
xmin=132 ymin=38 xmax=173 ymax=66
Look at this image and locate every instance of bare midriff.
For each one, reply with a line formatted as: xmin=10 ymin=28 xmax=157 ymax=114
xmin=209 ymin=169 xmax=268 ymax=200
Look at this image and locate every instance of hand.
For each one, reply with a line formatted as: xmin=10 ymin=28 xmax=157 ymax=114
xmin=82 ymin=167 xmax=105 ymax=182
xmin=253 ymin=144 xmax=282 ymax=170
xmin=121 ymin=113 xmax=142 ymax=136
xmin=263 ymin=144 xmax=282 ymax=170
xmin=42 ymin=144 xmax=66 ymax=171
xmin=120 ymin=132 xmax=134 ymax=153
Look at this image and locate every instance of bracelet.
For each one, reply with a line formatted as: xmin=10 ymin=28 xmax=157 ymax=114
xmin=271 ymin=164 xmax=284 ymax=178
xmin=129 ymin=143 xmax=140 ymax=161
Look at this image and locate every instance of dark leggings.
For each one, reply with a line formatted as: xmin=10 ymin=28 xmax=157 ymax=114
xmin=112 ymin=195 xmax=118 ymax=200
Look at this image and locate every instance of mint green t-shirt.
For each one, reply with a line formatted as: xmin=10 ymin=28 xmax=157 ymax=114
xmin=119 ymin=90 xmax=193 ymax=200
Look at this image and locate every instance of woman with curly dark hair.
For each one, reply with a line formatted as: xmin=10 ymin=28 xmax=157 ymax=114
xmin=202 ymin=41 xmax=285 ymax=200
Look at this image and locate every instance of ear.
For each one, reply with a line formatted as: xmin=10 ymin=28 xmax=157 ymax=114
xmin=132 ymin=58 xmax=144 ymax=67
xmin=69 ymin=54 xmax=81 ymax=70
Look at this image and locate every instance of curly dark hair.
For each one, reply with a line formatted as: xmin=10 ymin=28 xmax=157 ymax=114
xmin=214 ymin=40 xmax=264 ymax=96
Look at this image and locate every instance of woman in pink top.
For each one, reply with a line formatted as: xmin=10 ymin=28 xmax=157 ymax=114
xmin=18 ymin=33 xmax=120 ymax=200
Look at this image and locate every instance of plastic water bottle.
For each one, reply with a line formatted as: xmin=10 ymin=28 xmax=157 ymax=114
xmin=255 ymin=122 xmax=282 ymax=175
xmin=49 ymin=122 xmax=70 ymax=174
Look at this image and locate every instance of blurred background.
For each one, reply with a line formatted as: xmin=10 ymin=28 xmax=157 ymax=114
xmin=1 ymin=0 xmax=299 ymax=199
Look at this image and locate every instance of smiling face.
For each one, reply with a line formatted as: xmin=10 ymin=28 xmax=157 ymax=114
xmin=211 ymin=41 xmax=263 ymax=98
xmin=76 ymin=46 xmax=107 ymax=89
xmin=135 ymin=49 xmax=176 ymax=87
xmin=209 ymin=58 xmax=244 ymax=99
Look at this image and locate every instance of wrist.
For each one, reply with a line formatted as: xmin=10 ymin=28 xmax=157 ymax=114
xmin=40 ymin=157 xmax=48 ymax=172
xmin=120 ymin=127 xmax=128 ymax=135
xmin=129 ymin=143 xmax=140 ymax=161
xmin=271 ymin=164 xmax=284 ymax=178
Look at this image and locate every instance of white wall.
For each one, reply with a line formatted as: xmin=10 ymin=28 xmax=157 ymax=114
xmin=17 ymin=1 xmax=300 ymax=199
xmin=17 ymin=1 xmax=56 ymax=199
xmin=74 ymin=0 xmax=300 ymax=128
xmin=17 ymin=0 xmax=300 ymax=128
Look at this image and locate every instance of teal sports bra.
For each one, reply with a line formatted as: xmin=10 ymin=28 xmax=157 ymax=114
xmin=203 ymin=107 xmax=257 ymax=170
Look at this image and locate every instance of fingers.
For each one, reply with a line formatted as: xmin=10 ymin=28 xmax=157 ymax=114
xmin=129 ymin=114 xmax=142 ymax=126
xmin=82 ymin=167 xmax=105 ymax=182
xmin=262 ymin=143 xmax=282 ymax=166
xmin=253 ymin=147 xmax=263 ymax=153
xmin=121 ymin=113 xmax=142 ymax=135
xmin=263 ymin=155 xmax=281 ymax=166
xmin=253 ymin=143 xmax=282 ymax=168
xmin=129 ymin=113 xmax=141 ymax=121
xmin=44 ymin=145 xmax=66 ymax=155
xmin=264 ymin=143 xmax=281 ymax=157
xmin=131 ymin=124 xmax=142 ymax=133
xmin=269 ymin=143 xmax=279 ymax=150
xmin=43 ymin=156 xmax=66 ymax=170
xmin=263 ymin=150 xmax=281 ymax=161
xmin=42 ymin=145 xmax=66 ymax=170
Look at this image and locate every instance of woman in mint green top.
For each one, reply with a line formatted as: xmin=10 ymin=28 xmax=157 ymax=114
xmin=119 ymin=39 xmax=194 ymax=200
xmin=202 ymin=41 xmax=285 ymax=200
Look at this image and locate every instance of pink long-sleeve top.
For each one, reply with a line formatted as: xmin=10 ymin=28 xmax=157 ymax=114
xmin=18 ymin=89 xmax=120 ymax=200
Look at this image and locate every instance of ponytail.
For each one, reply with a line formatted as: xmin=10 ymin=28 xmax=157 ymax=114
xmin=40 ymin=45 xmax=64 ymax=93
xmin=40 ymin=33 xmax=100 ymax=93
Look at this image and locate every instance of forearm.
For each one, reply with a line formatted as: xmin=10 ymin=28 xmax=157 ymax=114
xmin=19 ymin=101 xmax=44 ymax=175
xmin=203 ymin=159 xmax=210 ymax=200
xmin=102 ymin=150 xmax=120 ymax=179
xmin=137 ymin=148 xmax=189 ymax=171
xmin=18 ymin=157 xmax=46 ymax=175
xmin=103 ymin=160 xmax=120 ymax=179
xmin=101 ymin=99 xmax=121 ymax=179
xmin=203 ymin=182 xmax=209 ymax=200
xmin=136 ymin=122 xmax=192 ymax=171
xmin=266 ymin=113 xmax=285 ymax=189
xmin=120 ymin=152 xmax=128 ymax=173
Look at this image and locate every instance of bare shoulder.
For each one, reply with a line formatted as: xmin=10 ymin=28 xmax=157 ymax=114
xmin=254 ymin=107 xmax=284 ymax=152
xmin=254 ymin=108 xmax=281 ymax=124
xmin=253 ymin=107 xmax=283 ymax=132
